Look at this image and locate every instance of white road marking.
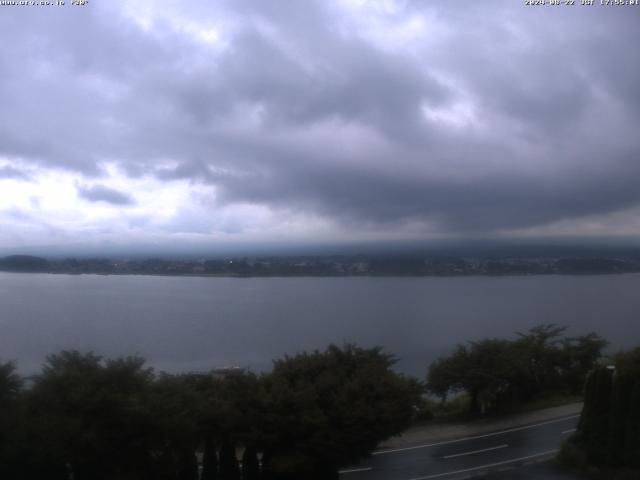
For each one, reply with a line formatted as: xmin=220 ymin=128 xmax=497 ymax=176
xmin=561 ymin=428 xmax=577 ymax=435
xmin=339 ymin=467 xmax=373 ymax=474
xmin=407 ymin=449 xmax=559 ymax=480
xmin=442 ymin=444 xmax=508 ymax=459
xmin=373 ymin=415 xmax=579 ymax=455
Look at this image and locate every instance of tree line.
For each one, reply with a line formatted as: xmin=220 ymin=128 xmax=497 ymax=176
xmin=0 ymin=325 xmax=611 ymax=479
xmin=426 ymin=324 xmax=607 ymax=414
xmin=3 ymin=254 xmax=640 ymax=277
xmin=0 ymin=345 xmax=422 ymax=480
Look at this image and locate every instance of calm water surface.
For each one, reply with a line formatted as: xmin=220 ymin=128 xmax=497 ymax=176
xmin=1 ymin=273 xmax=639 ymax=377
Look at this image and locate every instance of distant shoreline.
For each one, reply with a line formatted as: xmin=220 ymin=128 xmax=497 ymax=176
xmin=2 ymin=253 xmax=640 ymax=278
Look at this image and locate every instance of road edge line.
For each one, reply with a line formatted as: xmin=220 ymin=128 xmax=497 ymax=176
xmin=373 ymin=414 xmax=579 ymax=455
xmin=407 ymin=449 xmax=559 ymax=480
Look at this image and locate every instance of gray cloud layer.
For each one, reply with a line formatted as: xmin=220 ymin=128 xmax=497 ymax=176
xmin=77 ymin=185 xmax=135 ymax=206
xmin=1 ymin=0 xmax=639 ymax=244
xmin=0 ymin=165 xmax=29 ymax=180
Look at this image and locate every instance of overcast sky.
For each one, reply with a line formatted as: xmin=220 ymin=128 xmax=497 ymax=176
xmin=1 ymin=0 xmax=639 ymax=254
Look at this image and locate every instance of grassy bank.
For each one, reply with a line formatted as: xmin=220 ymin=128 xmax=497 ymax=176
xmin=415 ymin=392 xmax=583 ymax=425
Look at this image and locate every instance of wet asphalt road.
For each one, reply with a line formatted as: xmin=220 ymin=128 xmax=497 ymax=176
xmin=339 ymin=415 xmax=580 ymax=480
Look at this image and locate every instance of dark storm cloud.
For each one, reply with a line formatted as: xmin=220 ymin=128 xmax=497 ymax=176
xmin=198 ymin=144 xmax=640 ymax=233
xmin=169 ymin=29 xmax=447 ymax=143
xmin=1 ymin=0 xmax=640 ymax=241
xmin=77 ymin=185 xmax=135 ymax=206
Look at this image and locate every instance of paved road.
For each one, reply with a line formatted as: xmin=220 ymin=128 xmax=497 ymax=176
xmin=339 ymin=414 xmax=580 ymax=480
xmin=479 ymin=461 xmax=584 ymax=479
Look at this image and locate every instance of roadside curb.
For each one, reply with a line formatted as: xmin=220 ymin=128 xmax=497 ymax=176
xmin=378 ymin=403 xmax=583 ymax=450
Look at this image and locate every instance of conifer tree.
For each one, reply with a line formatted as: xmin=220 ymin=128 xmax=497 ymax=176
xmin=577 ymin=366 xmax=612 ymax=464
xmin=623 ymin=380 xmax=640 ymax=467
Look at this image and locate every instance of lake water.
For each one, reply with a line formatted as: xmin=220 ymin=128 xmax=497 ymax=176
xmin=1 ymin=273 xmax=639 ymax=377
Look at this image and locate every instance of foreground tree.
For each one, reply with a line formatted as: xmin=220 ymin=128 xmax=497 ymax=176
xmin=26 ymin=351 xmax=156 ymax=480
xmin=560 ymin=332 xmax=609 ymax=393
xmin=0 ymin=361 xmax=21 ymax=405
xmin=1 ymin=345 xmax=422 ymax=479
xmin=569 ymin=347 xmax=640 ymax=470
xmin=147 ymin=373 xmax=205 ymax=480
xmin=262 ymin=344 xmax=423 ymax=479
xmin=576 ymin=366 xmax=613 ymax=465
xmin=0 ymin=361 xmax=25 ymax=479
xmin=427 ymin=325 xmax=607 ymax=413
xmin=201 ymin=436 xmax=218 ymax=480
xmin=241 ymin=446 xmax=260 ymax=480
xmin=427 ymin=340 xmax=521 ymax=413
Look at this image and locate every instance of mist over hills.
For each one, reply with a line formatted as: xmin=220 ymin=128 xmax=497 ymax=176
xmin=3 ymin=237 xmax=640 ymax=260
